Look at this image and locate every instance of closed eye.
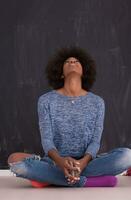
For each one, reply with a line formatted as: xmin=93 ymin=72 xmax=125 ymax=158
xmin=64 ymin=60 xmax=80 ymax=64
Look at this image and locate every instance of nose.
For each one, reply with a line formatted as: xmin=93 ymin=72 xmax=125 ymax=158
xmin=69 ymin=60 xmax=76 ymax=64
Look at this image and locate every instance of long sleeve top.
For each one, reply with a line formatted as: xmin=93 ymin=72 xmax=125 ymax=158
xmin=37 ymin=90 xmax=105 ymax=159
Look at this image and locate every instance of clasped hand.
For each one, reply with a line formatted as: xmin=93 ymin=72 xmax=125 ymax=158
xmin=61 ymin=157 xmax=85 ymax=185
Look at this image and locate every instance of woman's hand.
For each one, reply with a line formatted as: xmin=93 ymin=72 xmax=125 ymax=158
xmin=48 ymin=150 xmax=81 ymax=184
xmin=67 ymin=158 xmax=88 ymax=184
xmin=56 ymin=156 xmax=81 ymax=185
xmin=76 ymin=158 xmax=87 ymax=173
xmin=73 ymin=153 xmax=92 ymax=176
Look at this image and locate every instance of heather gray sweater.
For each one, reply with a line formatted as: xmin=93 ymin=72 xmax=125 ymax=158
xmin=38 ymin=90 xmax=105 ymax=159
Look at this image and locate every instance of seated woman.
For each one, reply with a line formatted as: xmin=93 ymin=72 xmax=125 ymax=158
xmin=8 ymin=46 xmax=131 ymax=187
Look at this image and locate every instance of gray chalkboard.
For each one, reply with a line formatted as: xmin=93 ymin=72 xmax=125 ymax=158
xmin=0 ymin=0 xmax=131 ymax=168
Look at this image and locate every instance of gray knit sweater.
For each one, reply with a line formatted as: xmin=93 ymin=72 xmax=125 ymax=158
xmin=38 ymin=90 xmax=105 ymax=159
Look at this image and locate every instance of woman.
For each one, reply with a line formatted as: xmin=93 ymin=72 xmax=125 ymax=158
xmin=8 ymin=46 xmax=131 ymax=187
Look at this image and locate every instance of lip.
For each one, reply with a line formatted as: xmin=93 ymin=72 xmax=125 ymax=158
xmin=68 ymin=67 xmax=77 ymax=70
xmin=69 ymin=65 xmax=76 ymax=68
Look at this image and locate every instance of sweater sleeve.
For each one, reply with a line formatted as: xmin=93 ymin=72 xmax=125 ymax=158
xmin=37 ymin=96 xmax=57 ymax=156
xmin=85 ymin=98 xmax=105 ymax=159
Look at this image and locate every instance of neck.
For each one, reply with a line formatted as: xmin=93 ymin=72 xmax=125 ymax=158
xmin=63 ymin=75 xmax=83 ymax=96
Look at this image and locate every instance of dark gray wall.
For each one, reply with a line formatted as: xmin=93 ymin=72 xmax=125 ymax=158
xmin=0 ymin=0 xmax=131 ymax=168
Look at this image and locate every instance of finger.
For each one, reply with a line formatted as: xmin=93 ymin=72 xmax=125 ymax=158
xmin=67 ymin=172 xmax=78 ymax=181
xmin=65 ymin=160 xmax=73 ymax=169
xmin=68 ymin=163 xmax=80 ymax=171
xmin=65 ymin=161 xmax=76 ymax=171
xmin=73 ymin=161 xmax=80 ymax=168
xmin=76 ymin=166 xmax=81 ymax=173
xmin=67 ymin=177 xmax=76 ymax=184
xmin=68 ymin=160 xmax=73 ymax=166
xmin=64 ymin=168 xmax=77 ymax=182
xmin=69 ymin=159 xmax=80 ymax=169
xmin=69 ymin=160 xmax=75 ymax=171
xmin=69 ymin=158 xmax=80 ymax=166
xmin=67 ymin=177 xmax=78 ymax=185
xmin=65 ymin=160 xmax=80 ymax=180
xmin=66 ymin=175 xmax=76 ymax=184
xmin=64 ymin=168 xmax=72 ymax=178
xmin=70 ymin=163 xmax=81 ymax=176
xmin=68 ymin=161 xmax=79 ymax=177
xmin=67 ymin=161 xmax=81 ymax=178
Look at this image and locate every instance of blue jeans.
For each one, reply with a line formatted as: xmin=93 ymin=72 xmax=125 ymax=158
xmin=9 ymin=147 xmax=131 ymax=187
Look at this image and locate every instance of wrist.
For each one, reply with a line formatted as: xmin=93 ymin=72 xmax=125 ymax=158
xmin=54 ymin=156 xmax=64 ymax=167
xmin=48 ymin=149 xmax=63 ymax=165
xmin=82 ymin=153 xmax=92 ymax=165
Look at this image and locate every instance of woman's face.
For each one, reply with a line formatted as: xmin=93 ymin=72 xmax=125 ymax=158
xmin=63 ymin=57 xmax=83 ymax=77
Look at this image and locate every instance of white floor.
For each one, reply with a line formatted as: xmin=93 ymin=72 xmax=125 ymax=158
xmin=0 ymin=170 xmax=12 ymax=176
xmin=0 ymin=172 xmax=131 ymax=200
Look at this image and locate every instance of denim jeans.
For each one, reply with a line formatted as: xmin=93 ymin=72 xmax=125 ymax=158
xmin=9 ymin=147 xmax=131 ymax=187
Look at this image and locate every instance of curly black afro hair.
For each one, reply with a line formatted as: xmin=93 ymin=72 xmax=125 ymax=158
xmin=45 ymin=46 xmax=96 ymax=91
